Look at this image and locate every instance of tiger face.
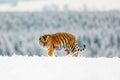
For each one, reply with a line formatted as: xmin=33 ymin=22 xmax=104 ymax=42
xmin=39 ymin=34 xmax=51 ymax=48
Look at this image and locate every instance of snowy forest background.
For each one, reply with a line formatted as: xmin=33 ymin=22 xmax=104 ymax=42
xmin=0 ymin=8 xmax=120 ymax=57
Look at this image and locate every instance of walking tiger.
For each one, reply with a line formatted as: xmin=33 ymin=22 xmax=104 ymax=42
xmin=39 ymin=32 xmax=86 ymax=57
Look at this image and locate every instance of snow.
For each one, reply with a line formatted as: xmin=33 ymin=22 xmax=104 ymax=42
xmin=0 ymin=56 xmax=120 ymax=80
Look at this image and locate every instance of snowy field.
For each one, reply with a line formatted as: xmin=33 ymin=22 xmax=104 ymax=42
xmin=0 ymin=56 xmax=120 ymax=80
xmin=0 ymin=1 xmax=120 ymax=80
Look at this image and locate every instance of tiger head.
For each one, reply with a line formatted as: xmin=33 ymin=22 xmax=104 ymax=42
xmin=39 ymin=34 xmax=51 ymax=48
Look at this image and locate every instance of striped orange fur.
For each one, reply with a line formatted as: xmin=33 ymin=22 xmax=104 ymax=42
xmin=39 ymin=32 xmax=86 ymax=57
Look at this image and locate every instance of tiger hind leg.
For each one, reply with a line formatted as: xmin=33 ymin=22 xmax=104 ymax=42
xmin=64 ymin=49 xmax=70 ymax=55
xmin=73 ymin=51 xmax=78 ymax=57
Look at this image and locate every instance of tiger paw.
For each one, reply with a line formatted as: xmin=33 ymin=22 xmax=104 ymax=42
xmin=73 ymin=51 xmax=78 ymax=57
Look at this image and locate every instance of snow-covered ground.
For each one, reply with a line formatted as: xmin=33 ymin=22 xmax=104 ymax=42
xmin=0 ymin=56 xmax=120 ymax=80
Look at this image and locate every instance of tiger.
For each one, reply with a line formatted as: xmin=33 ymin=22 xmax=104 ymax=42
xmin=39 ymin=32 xmax=86 ymax=57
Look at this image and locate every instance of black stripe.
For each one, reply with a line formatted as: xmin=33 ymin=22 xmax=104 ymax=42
xmin=72 ymin=42 xmax=78 ymax=52
xmin=58 ymin=34 xmax=63 ymax=48
xmin=54 ymin=35 xmax=60 ymax=48
xmin=62 ymin=33 xmax=68 ymax=44
xmin=71 ymin=43 xmax=75 ymax=52
xmin=63 ymin=33 xmax=70 ymax=44
xmin=59 ymin=34 xmax=65 ymax=48
xmin=64 ymin=33 xmax=75 ymax=52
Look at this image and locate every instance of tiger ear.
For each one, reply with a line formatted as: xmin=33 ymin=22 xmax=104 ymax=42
xmin=45 ymin=36 xmax=49 ymax=42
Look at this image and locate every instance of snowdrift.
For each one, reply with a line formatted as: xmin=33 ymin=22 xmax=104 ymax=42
xmin=0 ymin=56 xmax=120 ymax=80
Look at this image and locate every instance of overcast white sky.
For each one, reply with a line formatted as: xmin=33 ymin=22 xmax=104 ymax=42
xmin=0 ymin=0 xmax=120 ymax=11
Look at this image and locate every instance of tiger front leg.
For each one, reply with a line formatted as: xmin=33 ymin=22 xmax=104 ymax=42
xmin=48 ymin=47 xmax=55 ymax=56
